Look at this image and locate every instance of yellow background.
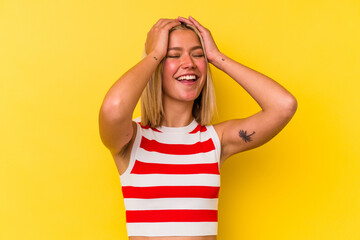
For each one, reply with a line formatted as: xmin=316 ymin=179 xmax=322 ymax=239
xmin=1 ymin=0 xmax=359 ymax=239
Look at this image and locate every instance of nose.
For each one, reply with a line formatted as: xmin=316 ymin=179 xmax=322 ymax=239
xmin=180 ymin=54 xmax=196 ymax=69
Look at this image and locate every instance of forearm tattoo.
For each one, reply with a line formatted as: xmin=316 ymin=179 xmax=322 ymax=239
xmin=239 ymin=130 xmax=256 ymax=143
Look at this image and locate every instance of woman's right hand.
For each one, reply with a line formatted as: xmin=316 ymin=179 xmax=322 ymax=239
xmin=145 ymin=18 xmax=181 ymax=60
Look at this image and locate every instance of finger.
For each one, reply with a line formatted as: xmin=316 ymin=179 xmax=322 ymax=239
xmin=157 ymin=19 xmax=179 ymax=29
xmin=151 ymin=18 xmax=172 ymax=30
xmin=188 ymin=16 xmax=206 ymax=31
xmin=177 ymin=16 xmax=192 ymax=25
xmin=178 ymin=17 xmax=199 ymax=30
xmin=162 ymin=19 xmax=181 ymax=30
xmin=188 ymin=16 xmax=202 ymax=27
xmin=153 ymin=18 xmax=169 ymax=27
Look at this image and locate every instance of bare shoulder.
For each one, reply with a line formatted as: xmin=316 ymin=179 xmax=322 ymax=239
xmin=213 ymin=120 xmax=232 ymax=137
xmin=213 ymin=119 xmax=247 ymax=143
xmin=213 ymin=119 xmax=247 ymax=164
xmin=113 ymin=121 xmax=138 ymax=175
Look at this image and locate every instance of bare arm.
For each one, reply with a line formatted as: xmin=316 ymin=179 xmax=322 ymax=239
xmin=99 ymin=19 xmax=181 ymax=155
xmin=212 ymin=53 xmax=297 ymax=161
xmin=179 ymin=16 xmax=297 ymax=163
xmin=99 ymin=53 xmax=159 ymax=155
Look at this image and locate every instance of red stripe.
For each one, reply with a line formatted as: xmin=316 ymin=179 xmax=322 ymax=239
xmin=140 ymin=137 xmax=215 ymax=154
xmin=189 ymin=124 xmax=207 ymax=134
xmin=126 ymin=209 xmax=218 ymax=223
xmin=131 ymin=160 xmax=219 ymax=175
xmin=122 ymin=186 xmax=220 ymax=199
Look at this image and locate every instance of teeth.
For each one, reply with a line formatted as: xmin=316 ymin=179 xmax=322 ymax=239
xmin=177 ymin=75 xmax=197 ymax=81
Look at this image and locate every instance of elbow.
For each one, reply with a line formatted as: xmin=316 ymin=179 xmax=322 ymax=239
xmin=100 ymin=97 xmax=130 ymax=122
xmin=280 ymin=95 xmax=298 ymax=119
xmin=264 ymin=94 xmax=298 ymax=120
xmin=288 ymin=95 xmax=298 ymax=114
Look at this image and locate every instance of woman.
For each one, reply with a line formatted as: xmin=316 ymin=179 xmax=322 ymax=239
xmin=99 ymin=16 xmax=297 ymax=240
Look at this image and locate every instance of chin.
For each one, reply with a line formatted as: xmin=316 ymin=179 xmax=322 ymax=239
xmin=179 ymin=92 xmax=201 ymax=102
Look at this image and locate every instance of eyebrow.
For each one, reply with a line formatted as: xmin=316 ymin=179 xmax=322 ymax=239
xmin=167 ymin=46 xmax=203 ymax=51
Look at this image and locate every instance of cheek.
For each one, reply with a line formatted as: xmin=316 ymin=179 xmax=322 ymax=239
xmin=196 ymin=59 xmax=207 ymax=73
xmin=162 ymin=61 xmax=179 ymax=78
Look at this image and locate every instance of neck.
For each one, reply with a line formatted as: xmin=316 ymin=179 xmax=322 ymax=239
xmin=162 ymin=98 xmax=194 ymax=127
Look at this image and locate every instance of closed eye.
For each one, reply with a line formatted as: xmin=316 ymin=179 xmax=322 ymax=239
xmin=167 ymin=55 xmax=180 ymax=58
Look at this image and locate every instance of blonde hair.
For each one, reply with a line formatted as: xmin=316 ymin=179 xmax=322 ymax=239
xmin=141 ymin=23 xmax=216 ymax=128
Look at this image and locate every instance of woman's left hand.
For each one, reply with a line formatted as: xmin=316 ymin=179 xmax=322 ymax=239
xmin=178 ymin=16 xmax=221 ymax=64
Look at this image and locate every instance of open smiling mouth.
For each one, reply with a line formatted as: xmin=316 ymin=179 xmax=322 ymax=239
xmin=176 ymin=74 xmax=199 ymax=82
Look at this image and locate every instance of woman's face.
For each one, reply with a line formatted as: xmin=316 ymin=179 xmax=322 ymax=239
xmin=162 ymin=29 xmax=207 ymax=104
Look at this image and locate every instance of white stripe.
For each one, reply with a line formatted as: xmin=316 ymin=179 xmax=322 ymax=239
xmin=127 ymin=222 xmax=218 ymax=236
xmin=141 ymin=129 xmax=212 ymax=145
xmin=137 ymin=148 xmax=218 ymax=165
xmin=206 ymin=125 xmax=221 ymax=166
xmin=122 ymin=120 xmax=220 ymax=237
xmin=120 ymin=122 xmax=142 ymax=178
xmin=121 ymin=173 xmax=220 ymax=187
xmin=124 ymin=198 xmax=218 ymax=210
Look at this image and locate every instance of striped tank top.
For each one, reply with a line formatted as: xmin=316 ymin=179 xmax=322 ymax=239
xmin=120 ymin=118 xmax=221 ymax=237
